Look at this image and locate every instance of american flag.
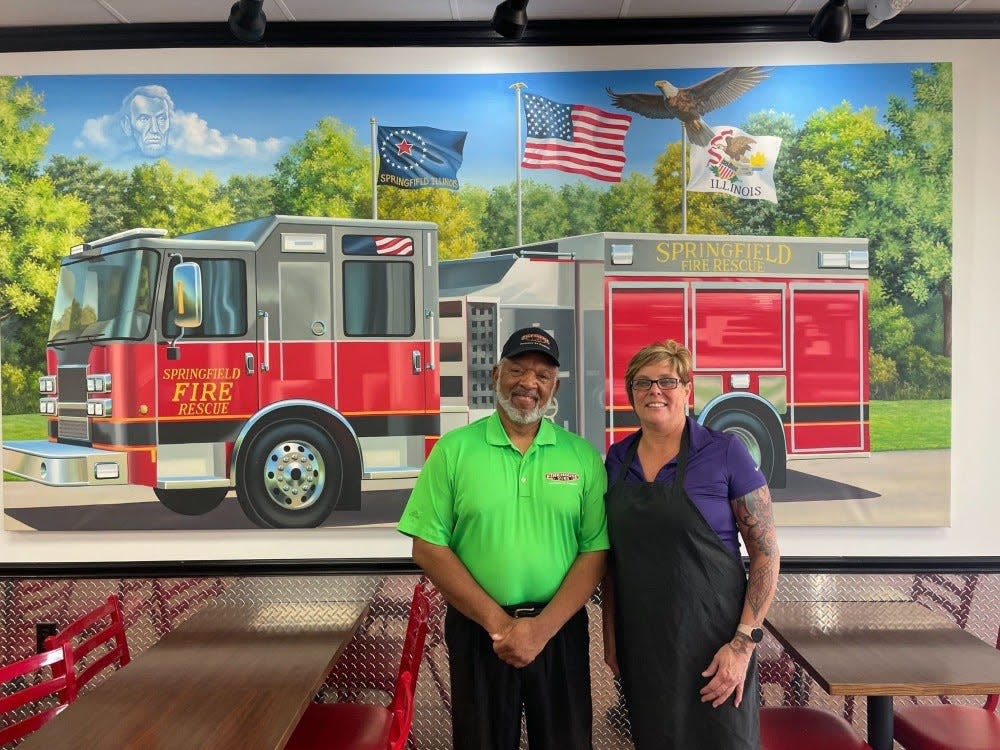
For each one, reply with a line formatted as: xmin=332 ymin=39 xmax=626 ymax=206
xmin=374 ymin=235 xmax=414 ymax=255
xmin=521 ymin=93 xmax=632 ymax=183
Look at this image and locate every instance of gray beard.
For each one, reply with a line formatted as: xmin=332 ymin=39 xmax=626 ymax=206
xmin=495 ymin=384 xmax=550 ymax=425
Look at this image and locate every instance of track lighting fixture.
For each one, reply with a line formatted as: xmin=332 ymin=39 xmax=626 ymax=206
xmin=809 ymin=0 xmax=852 ymax=42
xmin=491 ymin=0 xmax=529 ymax=40
xmin=229 ymin=0 xmax=266 ymax=43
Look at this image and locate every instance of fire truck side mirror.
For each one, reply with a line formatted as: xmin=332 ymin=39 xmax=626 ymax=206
xmin=171 ymin=262 xmax=203 ymax=329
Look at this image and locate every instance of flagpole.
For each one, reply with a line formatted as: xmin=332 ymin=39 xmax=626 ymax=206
xmin=681 ymin=126 xmax=688 ymax=235
xmin=510 ymin=82 xmax=526 ymax=246
xmin=370 ymin=117 xmax=378 ymax=220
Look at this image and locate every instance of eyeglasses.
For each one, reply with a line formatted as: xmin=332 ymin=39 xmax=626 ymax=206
xmin=630 ymin=377 xmax=684 ymax=392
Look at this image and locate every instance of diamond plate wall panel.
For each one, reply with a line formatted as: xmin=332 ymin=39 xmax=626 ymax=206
xmin=2 ymin=571 xmax=999 ymax=749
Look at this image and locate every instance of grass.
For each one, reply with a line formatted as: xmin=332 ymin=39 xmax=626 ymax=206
xmin=2 ymin=413 xmax=47 ymax=481
xmin=870 ymin=399 xmax=950 ymax=452
xmin=0 ymin=400 xmax=951 ymax=481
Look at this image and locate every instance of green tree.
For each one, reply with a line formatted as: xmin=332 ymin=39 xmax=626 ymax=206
xmin=479 ymin=180 xmax=569 ymax=249
xmin=652 ymin=141 xmax=728 ymax=234
xmin=0 ymin=78 xmax=88 ymax=412
xmin=599 ymin=173 xmax=657 ymax=232
xmin=851 ymin=63 xmax=953 ymax=356
xmin=377 ymin=187 xmax=479 ymax=260
xmin=218 ymin=173 xmax=277 ymax=222
xmin=457 ymin=185 xmax=489 ymax=252
xmin=777 ymin=102 xmax=888 ymax=236
xmin=45 ymin=155 xmax=129 ymax=240
xmin=272 ymin=117 xmax=370 ymax=218
xmin=559 ymin=182 xmax=602 ymax=236
xmin=122 ymin=160 xmax=233 ymax=235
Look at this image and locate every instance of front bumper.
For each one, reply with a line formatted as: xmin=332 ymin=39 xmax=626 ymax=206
xmin=2 ymin=440 xmax=128 ymax=486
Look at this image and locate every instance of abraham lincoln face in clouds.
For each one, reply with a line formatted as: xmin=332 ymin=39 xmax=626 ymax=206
xmin=120 ymin=85 xmax=173 ymax=157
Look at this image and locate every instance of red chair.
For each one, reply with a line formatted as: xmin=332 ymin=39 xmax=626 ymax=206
xmin=320 ymin=576 xmax=450 ymax=714
xmin=760 ymin=707 xmax=873 ymax=750
xmin=284 ymin=579 xmax=435 ymax=750
xmin=0 ymin=641 xmax=76 ymax=745
xmin=44 ymin=595 xmax=131 ymax=692
xmin=892 ymin=622 xmax=1000 ymax=750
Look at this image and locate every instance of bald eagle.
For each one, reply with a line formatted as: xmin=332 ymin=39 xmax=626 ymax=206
xmin=606 ymin=67 xmax=770 ymax=148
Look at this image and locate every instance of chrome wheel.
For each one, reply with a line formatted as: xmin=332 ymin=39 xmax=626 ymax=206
xmin=262 ymin=438 xmax=325 ymax=511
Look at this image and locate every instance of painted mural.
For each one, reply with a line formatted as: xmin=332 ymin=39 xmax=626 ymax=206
xmin=0 ymin=62 xmax=952 ymax=531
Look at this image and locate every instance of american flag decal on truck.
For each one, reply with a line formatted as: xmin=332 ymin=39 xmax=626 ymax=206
xmin=342 ymin=233 xmax=414 ymax=256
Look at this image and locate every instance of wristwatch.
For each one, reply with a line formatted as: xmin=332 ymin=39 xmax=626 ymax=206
xmin=736 ymin=623 xmax=764 ymax=643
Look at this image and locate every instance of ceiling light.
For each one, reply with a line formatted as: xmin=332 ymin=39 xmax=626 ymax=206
xmin=866 ymin=0 xmax=914 ymax=29
xmin=229 ymin=0 xmax=266 ymax=43
xmin=809 ymin=0 xmax=852 ymax=43
xmin=491 ymin=0 xmax=529 ymax=40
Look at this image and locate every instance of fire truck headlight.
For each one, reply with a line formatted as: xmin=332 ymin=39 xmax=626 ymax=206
xmin=40 ymin=398 xmax=57 ymax=415
xmin=87 ymin=374 xmax=112 ymax=393
xmin=87 ymin=398 xmax=111 ymax=417
xmin=39 ymin=376 xmax=56 ymax=393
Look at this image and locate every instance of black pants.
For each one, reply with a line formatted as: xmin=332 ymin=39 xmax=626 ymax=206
xmin=444 ymin=605 xmax=592 ymax=750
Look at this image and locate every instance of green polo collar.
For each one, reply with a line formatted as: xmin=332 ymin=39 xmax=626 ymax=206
xmin=485 ymin=410 xmax=557 ymax=448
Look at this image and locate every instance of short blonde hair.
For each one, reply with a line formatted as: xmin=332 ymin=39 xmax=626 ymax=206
xmin=624 ymin=340 xmax=692 ymax=407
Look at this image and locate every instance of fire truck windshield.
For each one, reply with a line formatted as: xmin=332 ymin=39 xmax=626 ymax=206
xmin=48 ymin=249 xmax=160 ymax=343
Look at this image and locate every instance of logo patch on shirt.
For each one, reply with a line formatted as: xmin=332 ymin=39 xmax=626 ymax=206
xmin=545 ymin=472 xmax=580 ymax=482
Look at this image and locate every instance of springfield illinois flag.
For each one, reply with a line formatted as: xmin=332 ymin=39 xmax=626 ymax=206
xmin=377 ymin=125 xmax=467 ymax=190
xmin=522 ymin=93 xmax=631 ymax=183
xmin=687 ymin=125 xmax=782 ymax=203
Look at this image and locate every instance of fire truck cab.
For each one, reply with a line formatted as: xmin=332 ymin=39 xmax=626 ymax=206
xmin=3 ymin=216 xmax=440 ymax=528
xmin=438 ymin=232 xmax=871 ymax=489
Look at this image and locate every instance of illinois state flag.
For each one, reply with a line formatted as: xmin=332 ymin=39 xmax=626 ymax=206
xmin=522 ymin=93 xmax=631 ymax=183
xmin=377 ymin=125 xmax=467 ymax=190
xmin=687 ymin=125 xmax=782 ymax=203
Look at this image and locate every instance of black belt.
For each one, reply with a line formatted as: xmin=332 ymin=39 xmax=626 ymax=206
xmin=502 ymin=602 xmax=547 ymax=618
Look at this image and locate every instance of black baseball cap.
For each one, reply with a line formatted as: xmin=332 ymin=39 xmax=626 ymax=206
xmin=500 ymin=326 xmax=560 ymax=366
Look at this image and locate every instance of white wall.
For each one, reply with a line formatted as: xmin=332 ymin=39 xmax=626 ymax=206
xmin=0 ymin=39 xmax=996 ymax=562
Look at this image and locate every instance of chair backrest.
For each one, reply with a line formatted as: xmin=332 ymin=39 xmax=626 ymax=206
xmin=44 ymin=595 xmax=131 ymax=691
xmin=0 ymin=641 xmax=76 ymax=745
xmin=387 ymin=579 xmax=435 ymax=750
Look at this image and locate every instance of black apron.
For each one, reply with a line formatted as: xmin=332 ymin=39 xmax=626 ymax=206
xmin=605 ymin=424 xmax=759 ymax=749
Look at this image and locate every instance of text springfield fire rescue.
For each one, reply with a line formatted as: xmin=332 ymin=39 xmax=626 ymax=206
xmin=656 ymin=241 xmax=792 ymax=273
xmin=163 ymin=368 xmax=240 ymax=416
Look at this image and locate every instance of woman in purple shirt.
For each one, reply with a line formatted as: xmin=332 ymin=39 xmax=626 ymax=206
xmin=602 ymin=340 xmax=781 ymax=750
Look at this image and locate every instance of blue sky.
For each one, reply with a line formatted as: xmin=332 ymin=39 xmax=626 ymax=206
xmin=26 ymin=62 xmax=936 ymax=189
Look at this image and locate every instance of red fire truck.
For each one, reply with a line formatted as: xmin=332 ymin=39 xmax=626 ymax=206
xmin=4 ymin=220 xmax=867 ymax=527
xmin=438 ymin=232 xmax=870 ymax=490
xmin=3 ymin=216 xmax=440 ymax=528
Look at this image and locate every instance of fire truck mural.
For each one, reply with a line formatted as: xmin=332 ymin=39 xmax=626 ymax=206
xmin=0 ymin=61 xmax=951 ymax=531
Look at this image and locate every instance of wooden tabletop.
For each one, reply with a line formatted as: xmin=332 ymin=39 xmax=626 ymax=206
xmin=19 ymin=601 xmax=369 ymax=750
xmin=765 ymin=600 xmax=1000 ymax=696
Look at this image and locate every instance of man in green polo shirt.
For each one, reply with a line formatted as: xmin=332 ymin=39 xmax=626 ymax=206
xmin=398 ymin=326 xmax=608 ymax=750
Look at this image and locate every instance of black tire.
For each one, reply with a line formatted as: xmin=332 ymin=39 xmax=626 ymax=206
xmin=153 ymin=487 xmax=229 ymax=516
xmin=706 ymin=403 xmax=787 ymax=489
xmin=234 ymin=421 xmax=343 ymax=528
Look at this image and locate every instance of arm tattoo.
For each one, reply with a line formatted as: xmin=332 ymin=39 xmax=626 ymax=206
xmin=729 ymin=633 xmax=754 ymax=656
xmin=733 ymin=485 xmax=780 ymax=618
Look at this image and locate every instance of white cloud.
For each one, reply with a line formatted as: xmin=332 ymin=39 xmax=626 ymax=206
xmin=74 ymin=102 xmax=288 ymax=163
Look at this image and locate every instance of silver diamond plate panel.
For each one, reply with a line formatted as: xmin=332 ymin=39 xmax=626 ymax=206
xmin=2 ymin=572 xmax=998 ymax=749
